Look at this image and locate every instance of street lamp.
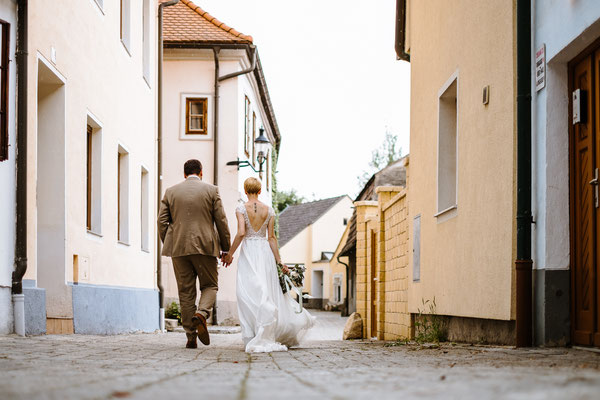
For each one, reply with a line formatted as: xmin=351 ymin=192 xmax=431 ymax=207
xmin=226 ymin=127 xmax=271 ymax=173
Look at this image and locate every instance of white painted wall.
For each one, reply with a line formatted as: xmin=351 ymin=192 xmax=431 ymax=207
xmin=311 ymin=197 xmax=353 ymax=261
xmin=533 ymin=0 xmax=600 ymax=272
xmin=0 ymin=0 xmax=17 ymax=334
xmin=162 ymin=48 xmax=275 ymax=322
xmin=25 ymin=0 xmax=159 ymax=318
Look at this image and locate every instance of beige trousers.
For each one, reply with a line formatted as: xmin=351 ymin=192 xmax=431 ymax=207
xmin=172 ymin=254 xmax=218 ymax=338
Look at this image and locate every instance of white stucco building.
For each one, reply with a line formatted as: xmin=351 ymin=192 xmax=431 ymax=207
xmin=0 ymin=0 xmax=17 ymax=335
xmin=533 ymin=1 xmax=600 ymax=347
xmin=15 ymin=0 xmax=160 ymax=334
xmin=161 ymin=0 xmax=281 ymax=324
xmin=278 ymin=196 xmax=353 ymax=309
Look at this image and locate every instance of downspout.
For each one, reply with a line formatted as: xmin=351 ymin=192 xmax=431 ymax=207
xmin=337 ymin=255 xmax=350 ymax=317
xmin=157 ymin=0 xmax=178 ymax=332
xmin=12 ymin=0 xmax=28 ymax=337
xmin=210 ymin=44 xmax=256 ymax=325
xmin=515 ymin=0 xmax=533 ymax=347
xmin=395 ymin=0 xmax=410 ymax=62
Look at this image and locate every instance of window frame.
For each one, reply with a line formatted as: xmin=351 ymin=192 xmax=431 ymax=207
xmin=179 ymin=93 xmax=213 ymax=140
xmin=185 ymin=97 xmax=208 ymax=135
xmin=435 ymin=71 xmax=459 ymax=220
xmin=252 ymin=111 xmax=257 ymax=167
xmin=244 ymin=96 xmax=251 ymax=157
xmin=0 ymin=21 xmax=9 ymax=162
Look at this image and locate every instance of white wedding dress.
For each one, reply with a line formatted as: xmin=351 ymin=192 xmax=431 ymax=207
xmin=235 ymin=204 xmax=315 ymax=353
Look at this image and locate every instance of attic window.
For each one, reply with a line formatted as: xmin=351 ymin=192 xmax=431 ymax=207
xmin=343 ymin=218 xmax=348 ymax=226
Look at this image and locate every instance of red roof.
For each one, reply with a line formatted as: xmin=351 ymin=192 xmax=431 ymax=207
xmin=163 ymin=0 xmax=253 ymax=44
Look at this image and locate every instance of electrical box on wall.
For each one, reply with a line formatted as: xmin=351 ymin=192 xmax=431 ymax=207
xmin=573 ymin=89 xmax=587 ymax=125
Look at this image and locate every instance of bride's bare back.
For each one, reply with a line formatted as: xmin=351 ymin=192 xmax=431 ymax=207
xmin=244 ymin=201 xmax=270 ymax=232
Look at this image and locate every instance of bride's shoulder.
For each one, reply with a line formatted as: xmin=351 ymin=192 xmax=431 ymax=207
xmin=235 ymin=203 xmax=246 ymax=213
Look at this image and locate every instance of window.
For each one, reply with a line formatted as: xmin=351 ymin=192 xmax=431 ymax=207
xmin=333 ymin=273 xmax=343 ymax=303
xmin=120 ymin=0 xmax=131 ymax=53
xmin=140 ymin=167 xmax=149 ymax=251
xmin=252 ymin=112 xmax=257 ymax=167
xmin=142 ymin=0 xmax=151 ymax=84
xmin=343 ymin=218 xmax=348 ymax=226
xmin=244 ymin=96 xmax=251 ymax=156
xmin=86 ymin=119 xmax=102 ymax=233
xmin=118 ymin=145 xmax=130 ymax=243
xmin=437 ymin=75 xmax=458 ymax=214
xmin=0 ymin=21 xmax=9 ymax=162
xmin=185 ymin=98 xmax=208 ymax=135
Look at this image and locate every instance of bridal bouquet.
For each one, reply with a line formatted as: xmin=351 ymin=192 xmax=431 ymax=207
xmin=276 ymin=263 xmax=305 ymax=294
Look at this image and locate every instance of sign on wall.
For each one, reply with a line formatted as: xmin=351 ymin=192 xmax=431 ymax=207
xmin=536 ymin=44 xmax=546 ymax=92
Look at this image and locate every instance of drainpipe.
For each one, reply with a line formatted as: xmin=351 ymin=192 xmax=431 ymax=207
xmin=12 ymin=0 xmax=28 ymax=337
xmin=395 ymin=0 xmax=410 ymax=62
xmin=337 ymin=255 xmax=350 ymax=317
xmin=515 ymin=0 xmax=533 ymax=347
xmin=157 ymin=0 xmax=178 ymax=333
xmin=210 ymin=44 xmax=256 ymax=325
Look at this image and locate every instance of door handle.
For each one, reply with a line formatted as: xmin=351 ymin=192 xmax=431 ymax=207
xmin=591 ymin=168 xmax=599 ymax=208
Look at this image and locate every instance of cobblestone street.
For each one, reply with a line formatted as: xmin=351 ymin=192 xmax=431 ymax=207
xmin=1 ymin=311 xmax=600 ymax=400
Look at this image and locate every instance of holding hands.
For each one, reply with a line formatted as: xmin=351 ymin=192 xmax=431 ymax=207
xmin=221 ymin=252 xmax=233 ymax=267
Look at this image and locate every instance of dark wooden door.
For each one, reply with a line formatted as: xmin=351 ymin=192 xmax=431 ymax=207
xmin=370 ymin=230 xmax=377 ymax=338
xmin=570 ymin=52 xmax=600 ymax=346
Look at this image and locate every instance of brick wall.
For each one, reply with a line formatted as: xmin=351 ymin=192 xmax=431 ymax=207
xmin=354 ymin=187 xmax=410 ymax=340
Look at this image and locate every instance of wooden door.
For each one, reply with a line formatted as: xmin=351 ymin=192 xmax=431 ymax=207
xmin=570 ymin=51 xmax=600 ymax=346
xmin=370 ymin=230 xmax=377 ymax=338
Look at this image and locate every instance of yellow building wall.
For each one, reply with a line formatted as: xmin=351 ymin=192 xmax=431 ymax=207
xmin=406 ymin=0 xmax=516 ymax=321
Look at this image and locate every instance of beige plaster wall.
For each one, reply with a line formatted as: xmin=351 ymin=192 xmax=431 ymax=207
xmin=406 ymin=0 xmax=516 ymax=321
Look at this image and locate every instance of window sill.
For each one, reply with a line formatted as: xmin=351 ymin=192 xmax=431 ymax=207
xmin=117 ymin=240 xmax=130 ymax=247
xmin=86 ymin=230 xmax=103 ymax=238
xmin=141 ymin=248 xmax=150 ymax=254
xmin=434 ymin=205 xmax=457 ymax=222
xmin=179 ymin=134 xmax=212 ymax=141
xmin=91 ymin=0 xmax=105 ymax=15
xmin=143 ymin=74 xmax=151 ymax=90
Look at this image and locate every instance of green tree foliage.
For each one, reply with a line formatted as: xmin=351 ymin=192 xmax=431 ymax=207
xmin=358 ymin=131 xmax=403 ymax=188
xmin=273 ymin=188 xmax=305 ymax=214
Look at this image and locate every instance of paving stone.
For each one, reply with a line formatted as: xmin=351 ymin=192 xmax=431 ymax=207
xmin=0 ymin=311 xmax=599 ymax=399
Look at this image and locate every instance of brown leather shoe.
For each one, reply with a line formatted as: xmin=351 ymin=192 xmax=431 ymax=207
xmin=192 ymin=313 xmax=210 ymax=345
xmin=186 ymin=336 xmax=197 ymax=349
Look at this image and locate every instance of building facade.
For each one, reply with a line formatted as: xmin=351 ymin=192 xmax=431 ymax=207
xmin=278 ymin=196 xmax=353 ymax=309
xmin=19 ymin=0 xmax=160 ymax=334
xmin=533 ymin=0 xmax=600 ymax=347
xmin=0 ymin=0 xmax=17 ymax=335
xmin=402 ymin=0 xmax=517 ymax=344
xmin=162 ymin=0 xmax=281 ymax=324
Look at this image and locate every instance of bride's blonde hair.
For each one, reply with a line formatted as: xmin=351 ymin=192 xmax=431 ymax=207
xmin=244 ymin=177 xmax=262 ymax=194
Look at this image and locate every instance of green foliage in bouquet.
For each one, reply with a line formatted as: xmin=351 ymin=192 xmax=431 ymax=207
xmin=276 ymin=263 xmax=305 ymax=293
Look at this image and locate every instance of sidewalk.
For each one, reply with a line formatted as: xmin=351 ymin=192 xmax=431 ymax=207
xmin=1 ymin=311 xmax=599 ymax=399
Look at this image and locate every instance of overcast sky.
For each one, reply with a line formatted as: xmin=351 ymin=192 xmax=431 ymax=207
xmin=199 ymin=0 xmax=411 ymax=199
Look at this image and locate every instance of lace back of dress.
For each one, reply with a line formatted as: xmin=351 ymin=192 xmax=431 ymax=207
xmin=238 ymin=204 xmax=273 ymax=240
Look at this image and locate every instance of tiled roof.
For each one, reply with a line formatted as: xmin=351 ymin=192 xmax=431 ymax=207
xmin=278 ymin=196 xmax=348 ymax=247
xmin=163 ymin=0 xmax=253 ymax=44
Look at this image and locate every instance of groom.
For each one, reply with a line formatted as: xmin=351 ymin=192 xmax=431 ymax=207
xmin=158 ymin=159 xmax=231 ymax=348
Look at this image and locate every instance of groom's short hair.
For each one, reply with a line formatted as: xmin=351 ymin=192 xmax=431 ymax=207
xmin=184 ymin=159 xmax=202 ymax=176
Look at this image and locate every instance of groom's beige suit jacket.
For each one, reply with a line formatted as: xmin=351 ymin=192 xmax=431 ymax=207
xmin=157 ymin=176 xmax=231 ymax=258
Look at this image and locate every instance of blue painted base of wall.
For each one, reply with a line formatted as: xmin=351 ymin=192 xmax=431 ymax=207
xmin=23 ymin=280 xmax=46 ymax=335
xmin=72 ymin=283 xmax=159 ymax=334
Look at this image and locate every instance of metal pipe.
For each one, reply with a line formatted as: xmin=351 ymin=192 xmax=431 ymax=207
xmin=337 ymin=255 xmax=350 ymax=317
xmin=395 ymin=0 xmax=410 ymax=62
xmin=217 ymin=45 xmax=256 ymax=82
xmin=12 ymin=0 xmax=28 ymax=297
xmin=157 ymin=0 xmax=178 ymax=331
xmin=515 ymin=0 xmax=533 ymax=348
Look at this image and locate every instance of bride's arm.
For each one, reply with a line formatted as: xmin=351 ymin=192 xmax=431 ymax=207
xmin=267 ymin=217 xmax=286 ymax=271
xmin=224 ymin=211 xmax=246 ymax=264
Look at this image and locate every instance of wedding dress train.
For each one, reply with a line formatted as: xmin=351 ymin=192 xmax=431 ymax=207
xmin=235 ymin=204 xmax=315 ymax=353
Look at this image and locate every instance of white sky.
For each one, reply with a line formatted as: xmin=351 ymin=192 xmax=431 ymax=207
xmin=199 ymin=0 xmax=411 ymax=199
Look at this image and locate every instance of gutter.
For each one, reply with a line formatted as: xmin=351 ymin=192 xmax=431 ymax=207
xmin=395 ymin=0 xmax=410 ymax=62
xmin=515 ymin=0 xmax=533 ymax=347
xmin=157 ymin=0 xmax=179 ymax=333
xmin=12 ymin=0 xmax=28 ymax=336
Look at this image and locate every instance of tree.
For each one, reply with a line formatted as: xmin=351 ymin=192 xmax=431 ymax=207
xmin=357 ymin=131 xmax=403 ymax=188
xmin=274 ymin=188 xmax=305 ymax=214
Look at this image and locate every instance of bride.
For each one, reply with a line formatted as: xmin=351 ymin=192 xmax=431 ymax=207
xmin=222 ymin=177 xmax=315 ymax=353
